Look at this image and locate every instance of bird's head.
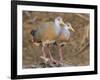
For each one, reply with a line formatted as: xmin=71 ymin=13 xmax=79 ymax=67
xmin=55 ymin=17 xmax=75 ymax=32
xmin=64 ymin=22 xmax=75 ymax=32
xmin=55 ymin=17 xmax=65 ymax=27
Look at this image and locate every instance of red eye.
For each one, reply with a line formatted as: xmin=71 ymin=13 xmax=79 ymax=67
xmin=57 ymin=18 xmax=60 ymax=21
xmin=57 ymin=17 xmax=61 ymax=21
xmin=67 ymin=24 xmax=69 ymax=26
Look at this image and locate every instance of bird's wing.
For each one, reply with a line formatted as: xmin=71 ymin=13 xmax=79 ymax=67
xmin=34 ymin=22 xmax=58 ymax=41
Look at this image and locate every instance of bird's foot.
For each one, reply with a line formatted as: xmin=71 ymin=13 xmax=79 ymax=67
xmin=40 ymin=56 xmax=50 ymax=63
xmin=40 ymin=56 xmax=58 ymax=67
xmin=57 ymin=60 xmax=65 ymax=67
xmin=50 ymin=58 xmax=58 ymax=64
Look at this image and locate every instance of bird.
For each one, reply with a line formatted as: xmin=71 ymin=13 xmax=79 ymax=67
xmin=30 ymin=17 xmax=75 ymax=65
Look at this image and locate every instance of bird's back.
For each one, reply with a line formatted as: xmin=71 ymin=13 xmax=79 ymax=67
xmin=33 ymin=22 xmax=59 ymax=41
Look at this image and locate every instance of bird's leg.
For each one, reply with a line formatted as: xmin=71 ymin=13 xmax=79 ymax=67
xmin=47 ymin=44 xmax=57 ymax=64
xmin=41 ymin=46 xmax=46 ymax=58
xmin=31 ymin=37 xmax=34 ymax=43
xmin=40 ymin=46 xmax=50 ymax=64
xmin=58 ymin=46 xmax=64 ymax=64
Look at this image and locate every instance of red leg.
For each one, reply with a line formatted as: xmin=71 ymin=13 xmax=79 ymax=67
xmin=40 ymin=46 xmax=50 ymax=63
xmin=47 ymin=45 xmax=57 ymax=63
xmin=58 ymin=47 xmax=64 ymax=63
xmin=41 ymin=46 xmax=46 ymax=58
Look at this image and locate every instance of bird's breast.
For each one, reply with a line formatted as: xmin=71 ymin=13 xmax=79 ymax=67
xmin=58 ymin=28 xmax=70 ymax=41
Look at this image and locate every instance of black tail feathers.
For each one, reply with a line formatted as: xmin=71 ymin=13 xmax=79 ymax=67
xmin=30 ymin=29 xmax=37 ymax=37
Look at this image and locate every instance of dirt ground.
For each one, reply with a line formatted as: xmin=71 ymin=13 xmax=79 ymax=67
xmin=22 ymin=11 xmax=90 ymax=68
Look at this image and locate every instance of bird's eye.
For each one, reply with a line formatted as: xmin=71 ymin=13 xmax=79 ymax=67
xmin=67 ymin=23 xmax=71 ymax=27
xmin=67 ymin=24 xmax=69 ymax=26
xmin=57 ymin=17 xmax=62 ymax=21
xmin=57 ymin=18 xmax=60 ymax=21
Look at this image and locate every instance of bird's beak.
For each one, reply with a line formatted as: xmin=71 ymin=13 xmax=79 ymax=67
xmin=70 ymin=26 xmax=75 ymax=32
xmin=60 ymin=20 xmax=65 ymax=27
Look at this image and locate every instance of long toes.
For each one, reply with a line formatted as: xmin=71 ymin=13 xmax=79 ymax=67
xmin=56 ymin=60 xmax=65 ymax=67
xmin=50 ymin=59 xmax=57 ymax=63
xmin=47 ymin=63 xmax=56 ymax=67
xmin=40 ymin=56 xmax=50 ymax=63
xmin=56 ymin=62 xmax=64 ymax=67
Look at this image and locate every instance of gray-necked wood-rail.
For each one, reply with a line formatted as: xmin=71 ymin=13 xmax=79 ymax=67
xmin=30 ymin=17 xmax=75 ymax=65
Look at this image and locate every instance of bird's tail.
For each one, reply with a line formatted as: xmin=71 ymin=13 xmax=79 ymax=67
xmin=30 ymin=29 xmax=37 ymax=37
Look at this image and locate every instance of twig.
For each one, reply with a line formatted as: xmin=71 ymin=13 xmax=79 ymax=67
xmin=74 ymin=24 xmax=89 ymax=56
xmin=75 ymin=41 xmax=89 ymax=56
xmin=75 ymin=14 xmax=89 ymax=21
xmin=25 ymin=11 xmax=37 ymax=23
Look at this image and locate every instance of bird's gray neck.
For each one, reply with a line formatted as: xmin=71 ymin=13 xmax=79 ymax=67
xmin=54 ymin=22 xmax=61 ymax=36
xmin=61 ymin=27 xmax=70 ymax=40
